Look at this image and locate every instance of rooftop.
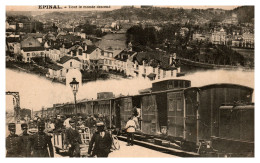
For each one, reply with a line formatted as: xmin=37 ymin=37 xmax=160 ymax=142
xmin=22 ymin=46 xmax=45 ymax=52
xmin=85 ymin=45 xmax=98 ymax=54
xmin=115 ymin=50 xmax=136 ymax=62
xmin=57 ymin=55 xmax=81 ymax=64
xmin=47 ymin=64 xmax=63 ymax=71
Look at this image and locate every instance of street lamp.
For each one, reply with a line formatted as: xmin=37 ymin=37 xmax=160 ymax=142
xmin=69 ymin=78 xmax=79 ymax=115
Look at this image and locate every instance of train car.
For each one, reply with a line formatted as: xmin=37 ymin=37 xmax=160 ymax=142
xmin=211 ymin=104 xmax=254 ymax=157
xmin=183 ymin=84 xmax=253 ymax=148
xmin=89 ymin=92 xmax=116 ymax=128
xmin=115 ymin=96 xmax=134 ymax=130
xmin=127 ymin=80 xmax=253 ymax=154
xmin=48 ymin=79 xmax=254 ymax=157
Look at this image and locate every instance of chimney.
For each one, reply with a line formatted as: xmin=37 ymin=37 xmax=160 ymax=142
xmin=85 ymin=44 xmax=87 ymax=51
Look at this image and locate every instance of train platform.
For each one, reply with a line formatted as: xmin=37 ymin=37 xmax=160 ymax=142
xmin=53 ymin=139 xmax=179 ymax=158
xmin=109 ymin=140 xmax=179 ymax=157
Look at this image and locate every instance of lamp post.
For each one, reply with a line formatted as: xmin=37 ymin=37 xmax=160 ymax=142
xmin=69 ymin=78 xmax=79 ymax=115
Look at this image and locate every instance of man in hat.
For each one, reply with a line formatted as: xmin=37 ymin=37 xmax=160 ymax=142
xmin=28 ymin=119 xmax=38 ymax=135
xmin=64 ymin=119 xmax=82 ymax=157
xmin=88 ymin=121 xmax=112 ymax=157
xmin=6 ymin=123 xmax=21 ymax=157
xmin=31 ymin=121 xmax=54 ymax=157
xmin=55 ymin=114 xmax=63 ymax=132
xmin=20 ymin=123 xmax=32 ymax=157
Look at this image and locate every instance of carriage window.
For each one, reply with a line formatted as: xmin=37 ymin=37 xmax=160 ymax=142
xmin=180 ymin=81 xmax=184 ymax=88
xmin=168 ymin=99 xmax=174 ymax=111
xmin=174 ymin=81 xmax=178 ymax=88
xmin=177 ymin=99 xmax=182 ymax=111
xmin=128 ymin=101 xmax=131 ymax=111
xmin=185 ymin=81 xmax=190 ymax=87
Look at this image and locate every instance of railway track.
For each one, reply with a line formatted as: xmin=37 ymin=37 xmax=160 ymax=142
xmin=117 ymin=135 xmax=199 ymax=157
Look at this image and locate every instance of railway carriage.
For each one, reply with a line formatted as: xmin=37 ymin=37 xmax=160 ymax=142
xmin=182 ymin=84 xmax=253 ymax=151
xmin=211 ymin=104 xmax=254 ymax=156
xmin=45 ymin=79 xmax=254 ymax=156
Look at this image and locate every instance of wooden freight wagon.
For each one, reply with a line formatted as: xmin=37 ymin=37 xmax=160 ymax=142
xmin=211 ymin=104 xmax=254 ymax=156
xmin=183 ymin=84 xmax=253 ymax=147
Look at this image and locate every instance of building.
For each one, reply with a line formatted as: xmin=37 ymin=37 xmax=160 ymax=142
xmin=211 ymin=28 xmax=227 ymax=45
xmin=47 ymin=47 xmax=63 ymax=61
xmin=6 ymin=36 xmax=21 ymax=54
xmin=242 ymin=32 xmax=254 ymax=48
xmin=101 ymin=48 xmax=123 ymax=71
xmin=21 ymin=37 xmax=42 ymax=48
xmin=132 ymin=51 xmax=181 ymax=80
xmin=192 ymin=33 xmax=209 ymax=42
xmin=21 ymin=47 xmax=46 ymax=63
xmin=24 ymin=33 xmax=44 ymax=43
xmin=56 ymin=55 xmax=82 ymax=72
xmin=46 ymin=64 xmax=64 ymax=80
xmin=114 ymin=50 xmax=137 ymax=76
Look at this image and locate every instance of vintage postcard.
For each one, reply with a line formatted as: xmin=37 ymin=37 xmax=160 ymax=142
xmin=5 ymin=5 xmax=254 ymax=158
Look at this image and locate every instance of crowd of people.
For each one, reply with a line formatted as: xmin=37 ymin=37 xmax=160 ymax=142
xmin=6 ymin=107 xmax=142 ymax=158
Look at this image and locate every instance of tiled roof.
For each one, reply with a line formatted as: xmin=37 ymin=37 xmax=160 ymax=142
xmin=56 ymin=34 xmax=83 ymax=43
xmin=85 ymin=45 xmax=97 ymax=54
xmin=114 ymin=50 xmax=136 ymax=62
xmin=22 ymin=46 xmax=45 ymax=52
xmin=134 ymin=51 xmax=166 ymax=65
xmin=6 ymin=37 xmax=20 ymax=43
xmin=47 ymin=64 xmax=63 ymax=70
xmin=57 ymin=56 xmax=81 ymax=64
xmin=134 ymin=51 xmax=177 ymax=70
xmin=63 ymin=43 xmax=74 ymax=49
xmin=26 ymin=33 xmax=44 ymax=38
xmin=70 ymin=44 xmax=83 ymax=51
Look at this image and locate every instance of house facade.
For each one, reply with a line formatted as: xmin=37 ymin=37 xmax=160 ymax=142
xmin=47 ymin=64 xmax=64 ymax=80
xmin=131 ymin=52 xmax=181 ymax=80
xmin=211 ymin=28 xmax=227 ymax=45
xmin=21 ymin=47 xmax=46 ymax=63
xmin=56 ymin=56 xmax=82 ymax=72
xmin=242 ymin=32 xmax=254 ymax=48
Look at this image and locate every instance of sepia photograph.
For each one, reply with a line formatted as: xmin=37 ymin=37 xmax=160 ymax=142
xmin=4 ymin=3 xmax=255 ymax=158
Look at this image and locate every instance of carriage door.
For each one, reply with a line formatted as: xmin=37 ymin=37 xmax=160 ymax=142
xmin=167 ymin=92 xmax=184 ymax=138
xmin=155 ymin=93 xmax=168 ymax=134
xmin=132 ymin=96 xmax=142 ymax=129
xmin=115 ymin=99 xmax=121 ymax=129
xmin=141 ymin=95 xmax=158 ymax=135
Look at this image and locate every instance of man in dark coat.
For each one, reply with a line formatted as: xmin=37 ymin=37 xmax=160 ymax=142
xmin=31 ymin=122 xmax=54 ymax=157
xmin=64 ymin=119 xmax=82 ymax=157
xmin=20 ymin=123 xmax=32 ymax=157
xmin=88 ymin=122 xmax=112 ymax=157
xmin=55 ymin=115 xmax=63 ymax=132
xmin=6 ymin=123 xmax=21 ymax=157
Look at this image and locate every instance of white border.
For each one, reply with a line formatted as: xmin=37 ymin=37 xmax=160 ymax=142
xmin=1 ymin=0 xmax=258 ymax=162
